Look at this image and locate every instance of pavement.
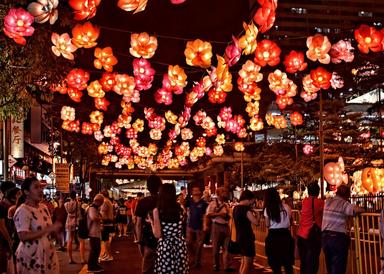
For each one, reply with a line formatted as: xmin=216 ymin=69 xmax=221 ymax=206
xmin=58 ymin=235 xmax=269 ymax=273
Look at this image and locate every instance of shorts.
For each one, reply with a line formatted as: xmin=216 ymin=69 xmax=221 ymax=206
xmin=238 ymin=238 xmax=256 ymax=257
xmin=116 ymin=215 xmax=126 ymax=224
xmin=101 ymin=226 xmax=114 ymax=241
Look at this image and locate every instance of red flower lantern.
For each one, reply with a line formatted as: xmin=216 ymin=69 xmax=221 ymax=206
xmin=310 ymin=67 xmax=332 ymax=90
xmin=69 ymin=0 xmax=101 ymax=20
xmin=99 ymin=72 xmax=116 ymax=91
xmin=66 ymin=68 xmax=90 ymax=90
xmin=253 ymin=0 xmax=277 ymax=33
xmin=196 ymin=137 xmax=206 ymax=147
xmin=254 ymin=39 xmax=281 ymax=67
xmin=224 ymin=36 xmax=242 ymax=67
xmin=95 ymin=98 xmax=110 ymax=111
xmin=4 ymin=8 xmax=35 ymax=45
xmin=208 ymin=89 xmax=227 ymax=104
xmin=283 ymin=51 xmax=307 ymax=73
xmin=290 ymin=112 xmax=303 ymax=126
xmin=154 ymin=88 xmax=173 ymax=105
xmin=67 ymin=87 xmax=83 ymax=102
xmin=72 ymin=22 xmax=100 ymax=49
xmin=354 ymin=24 xmax=383 ymax=54
xmin=81 ymin=122 xmax=94 ymax=135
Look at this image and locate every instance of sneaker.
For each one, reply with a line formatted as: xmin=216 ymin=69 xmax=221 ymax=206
xmin=101 ymin=255 xmax=114 ymax=262
xmin=87 ymin=266 xmax=104 ymax=273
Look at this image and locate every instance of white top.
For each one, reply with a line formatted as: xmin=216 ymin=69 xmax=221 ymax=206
xmin=264 ymin=203 xmax=291 ymax=229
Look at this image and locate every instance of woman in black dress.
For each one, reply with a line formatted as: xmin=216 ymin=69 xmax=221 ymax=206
xmin=233 ymin=190 xmax=260 ymax=274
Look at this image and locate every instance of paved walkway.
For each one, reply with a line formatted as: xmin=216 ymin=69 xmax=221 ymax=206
xmin=58 ymin=235 xmax=269 ymax=273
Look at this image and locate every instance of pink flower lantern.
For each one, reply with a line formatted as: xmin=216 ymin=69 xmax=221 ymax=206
xmin=219 ymin=107 xmax=233 ymax=122
xmin=126 ymin=128 xmax=138 ymax=139
xmin=330 ymin=40 xmax=354 ymax=64
xmin=28 ymin=0 xmax=59 ymax=24
xmin=133 ymin=58 xmax=155 ymax=91
xmin=303 ymin=144 xmax=314 ymax=155
xmin=224 ymin=36 xmax=242 ymax=67
xmin=4 ymin=8 xmax=35 ymax=45
xmin=154 ymin=88 xmax=173 ymax=105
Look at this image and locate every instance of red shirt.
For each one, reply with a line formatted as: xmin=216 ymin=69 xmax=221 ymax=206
xmin=297 ymin=197 xmax=324 ymax=239
xmin=124 ymin=200 xmax=133 ymax=216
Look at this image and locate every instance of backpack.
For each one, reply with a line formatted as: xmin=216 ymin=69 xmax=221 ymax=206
xmin=77 ymin=206 xmax=90 ymax=239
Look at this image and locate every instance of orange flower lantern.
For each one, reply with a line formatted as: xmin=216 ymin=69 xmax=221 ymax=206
xmin=95 ymin=98 xmax=110 ymax=111
xmin=254 ymin=39 xmax=281 ymax=67
xmin=98 ymin=143 xmax=108 ymax=155
xmin=132 ymin=119 xmax=144 ymax=132
xmin=87 ymin=80 xmax=105 ymax=98
xmin=250 ymin=116 xmax=264 ymax=131
xmin=50 ymin=81 xmax=68 ymax=94
xmin=276 ymin=95 xmax=293 ymax=110
xmin=167 ymin=65 xmax=188 ymax=91
xmin=290 ymin=112 xmax=303 ymax=126
xmin=94 ymin=47 xmax=118 ymax=72
xmin=245 ymin=101 xmax=260 ymax=117
xmin=81 ymin=122 xmax=94 ymax=135
xmin=117 ymin=114 xmax=132 ymax=128
xmin=212 ymin=55 xmax=233 ymax=92
xmin=67 ymin=87 xmax=83 ymax=102
xmin=283 ymin=50 xmax=307 ymax=73
xmin=268 ymin=70 xmax=289 ymax=95
xmin=181 ymin=128 xmax=193 ymax=140
xmin=66 ymin=68 xmax=90 ymax=90
xmin=62 ymin=120 xmax=80 ymax=132
xmin=324 ymin=157 xmax=348 ymax=188
xmin=253 ymin=0 xmax=277 ymax=33
xmin=354 ymin=24 xmax=383 ymax=53
xmin=213 ymin=145 xmax=224 ymax=157
xmin=100 ymin=72 xmax=116 ymax=91
xmin=72 ymin=22 xmax=100 ymax=49
xmin=184 ymin=39 xmax=213 ymax=68
xmin=310 ymin=67 xmax=332 ymax=90
xmin=306 ymin=34 xmax=331 ymax=64
xmin=196 ymin=137 xmax=206 ymax=148
xmin=118 ymin=0 xmax=148 ymax=13
xmin=51 ymin=33 xmax=77 ymax=60
xmin=129 ymin=32 xmax=158 ymax=59
xmin=362 ymin=168 xmax=384 ymax=193
xmin=90 ymin=111 xmax=104 ymax=125
xmin=238 ymin=60 xmax=263 ymax=84
xmin=165 ymin=111 xmax=178 ymax=124
xmin=60 ymin=106 xmax=75 ymax=121
xmin=69 ymin=0 xmax=101 ymax=20
xmin=238 ymin=22 xmax=258 ymax=55
xmin=113 ymin=74 xmax=135 ymax=96
xmin=302 ymin=74 xmax=320 ymax=95
xmin=27 ymin=0 xmax=59 ymax=24
xmin=234 ymin=142 xmax=245 ymax=152
xmin=273 ymin=115 xmax=287 ymax=129
xmin=208 ymin=90 xmax=227 ymax=104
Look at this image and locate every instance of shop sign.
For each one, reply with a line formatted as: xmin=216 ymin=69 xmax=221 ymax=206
xmin=11 ymin=117 xmax=24 ymax=158
xmin=55 ymin=163 xmax=69 ymax=193
xmin=11 ymin=166 xmax=26 ymax=180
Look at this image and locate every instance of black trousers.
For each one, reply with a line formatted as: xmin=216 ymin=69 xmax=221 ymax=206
xmin=265 ymin=228 xmax=294 ymax=274
xmin=322 ymin=231 xmax=350 ymax=274
xmin=297 ymin=236 xmax=321 ymax=274
xmin=88 ymin=237 xmax=101 ymax=270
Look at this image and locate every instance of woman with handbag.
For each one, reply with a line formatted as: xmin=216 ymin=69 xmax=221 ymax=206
xmin=297 ymin=182 xmax=324 ymax=274
xmin=264 ymin=188 xmax=294 ymax=274
xmin=233 ymin=190 xmax=260 ymax=274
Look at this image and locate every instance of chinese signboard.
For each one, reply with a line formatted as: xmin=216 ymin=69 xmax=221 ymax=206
xmin=11 ymin=117 xmax=24 ymax=158
xmin=55 ymin=163 xmax=69 ymax=193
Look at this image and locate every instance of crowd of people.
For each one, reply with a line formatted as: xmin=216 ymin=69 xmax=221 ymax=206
xmin=0 ymin=175 xmax=363 ymax=274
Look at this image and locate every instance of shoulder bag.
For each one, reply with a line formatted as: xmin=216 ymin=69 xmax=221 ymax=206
xmin=307 ymin=197 xmax=321 ymax=246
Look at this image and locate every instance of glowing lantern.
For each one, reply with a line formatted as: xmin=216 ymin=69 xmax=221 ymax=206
xmin=193 ymin=111 xmax=207 ymax=126
xmin=254 ymin=39 xmax=281 ymax=67
xmin=113 ymin=74 xmax=135 ymax=96
xmin=238 ymin=22 xmax=258 ymax=55
xmin=234 ymin=142 xmax=245 ymax=152
xmin=310 ymin=67 xmax=332 ymax=90
xmin=50 ymin=81 xmax=67 ymax=94
xmin=98 ymin=143 xmax=108 ymax=155
xmin=89 ymin=111 xmax=104 ymax=125
xmin=126 ymin=128 xmax=138 ymax=139
xmin=250 ymin=116 xmax=264 ymax=131
xmin=94 ymin=47 xmax=118 ymax=72
xmin=306 ymin=34 xmax=331 ymax=64
xmin=181 ymin=128 xmax=193 ymax=140
xmin=4 ymin=8 xmax=35 ymax=45
xmin=60 ymin=106 xmax=75 ymax=121
xmin=117 ymin=114 xmax=131 ymax=128
xmin=215 ymin=134 xmax=226 ymax=145
xmin=219 ymin=107 xmax=233 ymax=122
xmin=354 ymin=24 xmax=383 ymax=54
xmin=329 ymin=40 xmax=354 ymax=64
xmin=209 ymin=56 xmax=233 ymax=92
xmin=196 ymin=137 xmax=206 ymax=147
xmin=362 ymin=168 xmax=384 ymax=193
xmin=283 ymin=51 xmax=307 ymax=73
xmin=290 ymin=112 xmax=303 ymax=126
xmin=87 ymin=80 xmax=105 ymax=98
xmin=206 ymin=127 xmax=217 ymax=137
xmin=184 ymin=39 xmax=212 ymax=68
xmin=117 ymin=0 xmax=148 ymax=13
xmin=72 ymin=22 xmax=100 ymax=48
xmin=69 ymin=0 xmax=101 ymax=20
xmin=224 ymin=36 xmax=242 ymax=67
xmin=95 ymin=98 xmax=110 ymax=111
xmin=239 ymin=60 xmax=263 ymax=84
xmin=170 ymin=0 xmax=186 ymax=4
xmin=51 ymin=33 xmax=77 ymax=60
xmin=213 ymin=145 xmax=224 ymax=157
xmin=132 ymin=119 xmax=144 ymax=132
xmin=245 ymin=101 xmax=260 ymax=117
xmin=27 ymin=0 xmax=59 ymax=24
xmin=331 ymin=72 xmax=344 ymax=89
xmin=273 ymin=115 xmax=287 ymax=129
xmin=66 ymin=68 xmax=90 ymax=90
xmin=155 ymin=89 xmax=173 ymax=105
xmin=81 ymin=122 xmax=94 ymax=135
xmin=268 ymin=70 xmax=289 ymax=95
xmin=303 ymin=144 xmax=314 ymax=155
xmin=67 ymin=87 xmax=83 ymax=103
xmin=167 ymin=65 xmax=188 ymax=93
xmin=100 ymin=72 xmax=116 ymax=91
xmin=301 ymin=74 xmax=320 ymax=101
xmin=129 ymin=32 xmax=158 ymax=59
xmin=208 ymin=90 xmax=227 ymax=104
xmin=165 ymin=111 xmax=178 ymax=124
xmin=253 ymin=0 xmax=277 ymax=33
xmin=62 ymin=120 xmax=80 ymax=132
xmin=150 ymin=129 xmax=162 ymax=140
xmin=324 ymin=157 xmax=348 ymax=188
xmin=94 ymin=130 xmax=104 ymax=141
xmin=133 ymin=58 xmax=155 ymax=91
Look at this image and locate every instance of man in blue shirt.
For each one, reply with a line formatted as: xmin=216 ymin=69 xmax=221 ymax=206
xmin=186 ymin=186 xmax=208 ymax=268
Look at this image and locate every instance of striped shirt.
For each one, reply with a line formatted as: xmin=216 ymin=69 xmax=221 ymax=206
xmin=321 ymin=195 xmax=355 ymax=234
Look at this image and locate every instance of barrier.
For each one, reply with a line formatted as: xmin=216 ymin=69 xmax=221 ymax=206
xmin=252 ymin=210 xmax=383 ymax=274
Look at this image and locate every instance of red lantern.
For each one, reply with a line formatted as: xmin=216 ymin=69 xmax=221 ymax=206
xmin=253 ymin=0 xmax=277 ymax=33
xmin=154 ymin=88 xmax=173 ymax=105
xmin=290 ymin=112 xmax=303 ymax=126
xmin=95 ymin=98 xmax=110 ymax=111
xmin=208 ymin=89 xmax=227 ymax=104
xmin=224 ymin=36 xmax=241 ymax=67
xmin=67 ymin=87 xmax=83 ymax=102
xmin=196 ymin=137 xmax=206 ymax=147
xmin=66 ymin=68 xmax=90 ymax=90
xmin=81 ymin=122 xmax=94 ymax=135
xmin=310 ymin=67 xmax=332 ymax=90
xmin=354 ymin=24 xmax=383 ymax=54
xmin=205 ymin=127 xmax=217 ymax=137
xmin=99 ymin=72 xmax=116 ymax=91
xmin=69 ymin=0 xmax=101 ymax=20
xmin=283 ymin=51 xmax=307 ymax=73
xmin=254 ymin=39 xmax=281 ymax=67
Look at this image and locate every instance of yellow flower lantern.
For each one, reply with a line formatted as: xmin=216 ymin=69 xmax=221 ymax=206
xmin=132 ymin=119 xmax=144 ymax=132
xmin=89 ymin=110 xmax=104 ymax=125
xmin=129 ymin=32 xmax=158 ymax=59
xmin=87 ymin=80 xmax=105 ymax=98
xmin=213 ymin=145 xmax=224 ymax=157
xmin=168 ymin=65 xmax=188 ymax=89
xmin=60 ymin=106 xmax=75 ymax=121
xmin=238 ymin=22 xmax=258 ymax=55
xmin=250 ymin=116 xmax=264 ymax=131
xmin=184 ymin=39 xmax=212 ymax=68
xmin=234 ymin=142 xmax=245 ymax=152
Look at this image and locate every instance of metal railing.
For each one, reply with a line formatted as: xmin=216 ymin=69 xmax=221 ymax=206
xmin=252 ymin=210 xmax=383 ymax=274
xmin=351 ymin=194 xmax=384 ymax=213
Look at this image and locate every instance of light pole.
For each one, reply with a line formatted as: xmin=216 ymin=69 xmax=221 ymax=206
xmin=319 ymin=90 xmax=325 ymax=198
